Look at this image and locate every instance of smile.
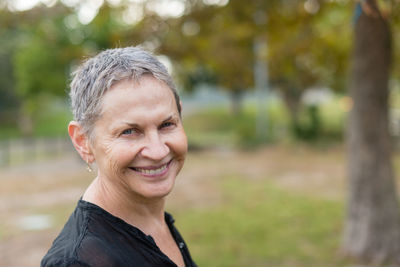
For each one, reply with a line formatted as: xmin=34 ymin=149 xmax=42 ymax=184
xmin=130 ymin=160 xmax=172 ymax=176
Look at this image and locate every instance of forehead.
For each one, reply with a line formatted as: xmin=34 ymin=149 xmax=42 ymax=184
xmin=99 ymin=75 xmax=177 ymax=119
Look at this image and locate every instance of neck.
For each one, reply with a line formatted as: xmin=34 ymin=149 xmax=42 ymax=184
xmin=83 ymin=175 xmax=166 ymax=233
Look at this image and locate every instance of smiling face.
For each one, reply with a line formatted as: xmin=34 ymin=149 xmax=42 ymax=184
xmin=89 ymin=75 xmax=187 ymax=201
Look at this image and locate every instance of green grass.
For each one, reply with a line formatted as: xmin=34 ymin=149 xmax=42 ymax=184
xmin=173 ymin=176 xmax=348 ymax=267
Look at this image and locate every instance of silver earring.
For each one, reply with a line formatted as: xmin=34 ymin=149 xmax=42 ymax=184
xmin=86 ymin=161 xmax=93 ymax=172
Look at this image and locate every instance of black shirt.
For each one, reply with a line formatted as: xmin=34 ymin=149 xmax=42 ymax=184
xmin=41 ymin=200 xmax=197 ymax=267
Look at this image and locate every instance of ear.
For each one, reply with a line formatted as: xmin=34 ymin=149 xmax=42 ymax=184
xmin=68 ymin=121 xmax=95 ymax=163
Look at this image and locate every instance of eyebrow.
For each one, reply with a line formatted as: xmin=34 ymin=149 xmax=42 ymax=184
xmin=121 ymin=114 xmax=178 ymax=128
xmin=162 ymin=115 xmax=174 ymax=123
xmin=159 ymin=114 xmax=180 ymax=125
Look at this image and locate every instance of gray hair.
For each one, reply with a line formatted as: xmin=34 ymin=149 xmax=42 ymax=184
xmin=69 ymin=46 xmax=181 ymax=138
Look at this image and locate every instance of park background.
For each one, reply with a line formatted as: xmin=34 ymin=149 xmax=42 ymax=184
xmin=1 ymin=0 xmax=400 ymax=266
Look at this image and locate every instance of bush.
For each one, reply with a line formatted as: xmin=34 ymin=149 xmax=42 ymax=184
xmin=184 ymin=95 xmax=346 ymax=148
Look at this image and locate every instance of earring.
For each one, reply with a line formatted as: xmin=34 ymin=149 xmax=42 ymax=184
xmin=86 ymin=160 xmax=93 ymax=173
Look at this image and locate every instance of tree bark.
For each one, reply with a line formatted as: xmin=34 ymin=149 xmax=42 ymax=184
xmin=230 ymin=89 xmax=243 ymax=115
xmin=343 ymin=0 xmax=400 ymax=264
xmin=18 ymin=102 xmax=34 ymax=137
xmin=281 ymin=86 xmax=302 ymax=137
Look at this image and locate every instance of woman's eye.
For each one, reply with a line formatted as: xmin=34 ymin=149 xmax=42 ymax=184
xmin=161 ymin=122 xmax=175 ymax=129
xmin=122 ymin=129 xmax=135 ymax=135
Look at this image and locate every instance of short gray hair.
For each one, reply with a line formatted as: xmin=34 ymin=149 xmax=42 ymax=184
xmin=69 ymin=46 xmax=181 ymax=137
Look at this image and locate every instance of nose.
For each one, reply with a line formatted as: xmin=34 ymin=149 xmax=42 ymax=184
xmin=140 ymin=131 xmax=170 ymax=161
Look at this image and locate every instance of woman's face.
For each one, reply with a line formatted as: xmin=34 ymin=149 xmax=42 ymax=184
xmin=90 ymin=75 xmax=187 ymax=201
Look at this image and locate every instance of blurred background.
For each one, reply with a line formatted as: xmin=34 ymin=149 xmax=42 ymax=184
xmin=0 ymin=0 xmax=400 ymax=266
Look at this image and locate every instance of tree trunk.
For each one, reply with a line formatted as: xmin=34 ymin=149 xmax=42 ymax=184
xmin=281 ymin=87 xmax=304 ymax=139
xmin=282 ymin=88 xmax=301 ymax=128
xmin=18 ymin=104 xmax=34 ymax=137
xmin=343 ymin=0 xmax=400 ymax=264
xmin=230 ymin=89 xmax=243 ymax=115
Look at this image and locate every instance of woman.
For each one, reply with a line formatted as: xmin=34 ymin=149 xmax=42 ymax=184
xmin=41 ymin=47 xmax=196 ymax=267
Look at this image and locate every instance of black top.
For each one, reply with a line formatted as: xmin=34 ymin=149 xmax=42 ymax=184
xmin=41 ymin=200 xmax=197 ymax=267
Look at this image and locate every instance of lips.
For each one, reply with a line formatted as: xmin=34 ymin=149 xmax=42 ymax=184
xmin=129 ymin=159 xmax=172 ymax=177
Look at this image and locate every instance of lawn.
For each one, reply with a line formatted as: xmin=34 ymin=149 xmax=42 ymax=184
xmin=0 ymin=144 xmax=354 ymax=267
xmin=173 ymin=176 xmax=346 ymax=267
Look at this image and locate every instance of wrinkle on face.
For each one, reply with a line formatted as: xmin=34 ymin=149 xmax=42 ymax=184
xmin=88 ymin=75 xmax=187 ymax=201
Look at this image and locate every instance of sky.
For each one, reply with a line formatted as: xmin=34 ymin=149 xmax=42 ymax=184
xmin=7 ymin=0 xmax=184 ymax=24
xmin=6 ymin=0 xmax=229 ymax=25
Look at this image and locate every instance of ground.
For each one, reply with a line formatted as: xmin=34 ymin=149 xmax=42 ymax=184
xmin=0 ymin=144 xmax=353 ymax=266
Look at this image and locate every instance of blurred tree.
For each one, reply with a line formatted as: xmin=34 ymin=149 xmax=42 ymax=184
xmin=343 ymin=0 xmax=400 ymax=264
xmin=128 ymin=0 xmax=350 ymax=130
xmin=129 ymin=1 xmax=255 ymax=114
xmin=0 ymin=0 xmax=354 ymax=138
xmin=12 ymin=3 xmax=77 ymax=135
xmin=0 ymin=7 xmax=20 ymax=126
xmin=83 ymin=3 xmax=126 ymax=51
xmin=1 ymin=1 xmax=129 ymax=135
xmin=267 ymin=0 xmax=350 ymax=139
xmin=2 ymin=0 xmax=396 ymax=143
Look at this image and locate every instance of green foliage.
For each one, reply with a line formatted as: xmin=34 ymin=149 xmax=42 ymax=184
xmin=0 ymin=99 xmax=71 ymax=139
xmin=184 ymin=95 xmax=346 ymax=148
xmin=292 ymin=105 xmax=322 ymax=141
xmin=183 ymin=102 xmax=284 ymax=148
xmin=147 ymin=0 xmax=352 ymax=101
xmin=0 ymin=126 xmax=21 ymax=140
xmin=0 ymin=9 xmax=21 ymax=126
xmin=0 ymin=0 xmax=381 ymax=141
xmin=319 ymin=97 xmax=347 ymax=140
xmin=14 ymin=38 xmax=67 ymax=99
xmin=34 ymin=107 xmax=72 ymax=137
xmin=83 ymin=4 xmax=127 ymax=50
xmin=174 ymin=176 xmax=347 ymax=266
xmin=12 ymin=4 xmax=77 ymax=101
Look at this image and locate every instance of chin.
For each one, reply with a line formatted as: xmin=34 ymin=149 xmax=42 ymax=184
xmin=139 ymin=189 xmax=173 ymax=201
xmin=133 ymin=179 xmax=176 ymax=200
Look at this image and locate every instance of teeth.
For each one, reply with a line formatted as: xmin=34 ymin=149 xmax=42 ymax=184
xmin=135 ymin=163 xmax=168 ymax=175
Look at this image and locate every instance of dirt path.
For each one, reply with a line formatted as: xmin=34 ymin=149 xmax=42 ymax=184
xmin=0 ymin=145 xmax=348 ymax=267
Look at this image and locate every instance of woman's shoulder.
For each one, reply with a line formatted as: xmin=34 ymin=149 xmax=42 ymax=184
xmin=41 ymin=231 xmax=123 ymax=267
xmin=41 ymin=200 xmax=117 ymax=267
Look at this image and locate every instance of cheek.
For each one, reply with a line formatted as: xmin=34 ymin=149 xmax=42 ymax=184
xmin=114 ymin=143 xmax=141 ymax=165
xmin=97 ymin=141 xmax=140 ymax=171
xmin=171 ymin=130 xmax=188 ymax=159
